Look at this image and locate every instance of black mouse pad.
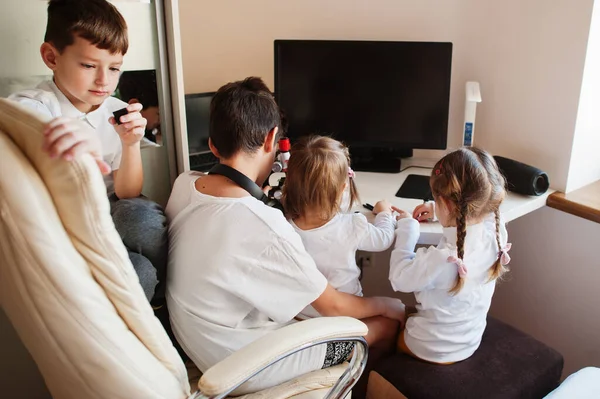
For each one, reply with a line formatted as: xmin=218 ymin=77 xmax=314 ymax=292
xmin=395 ymin=174 xmax=433 ymax=201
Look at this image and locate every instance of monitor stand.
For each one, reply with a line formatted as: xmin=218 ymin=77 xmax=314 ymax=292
xmin=350 ymin=147 xmax=411 ymax=173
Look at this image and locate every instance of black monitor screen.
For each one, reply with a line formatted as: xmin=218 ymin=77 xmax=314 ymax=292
xmin=185 ymin=93 xmax=214 ymax=154
xmin=274 ymin=40 xmax=452 ymax=150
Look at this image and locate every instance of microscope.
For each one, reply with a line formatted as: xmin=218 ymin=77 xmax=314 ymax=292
xmin=266 ymin=137 xmax=291 ymax=205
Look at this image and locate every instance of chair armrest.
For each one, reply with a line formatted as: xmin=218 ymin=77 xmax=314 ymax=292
xmin=196 ymin=316 xmax=368 ymax=398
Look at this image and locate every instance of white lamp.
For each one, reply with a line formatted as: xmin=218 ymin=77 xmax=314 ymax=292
xmin=463 ymin=81 xmax=482 ymax=146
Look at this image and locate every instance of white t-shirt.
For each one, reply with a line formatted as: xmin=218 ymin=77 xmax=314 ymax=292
xmin=165 ymin=172 xmax=329 ymax=395
xmin=9 ymin=80 xmax=126 ymax=194
xmin=291 ymin=212 xmax=396 ymax=318
xmin=389 ymin=215 xmax=509 ymax=363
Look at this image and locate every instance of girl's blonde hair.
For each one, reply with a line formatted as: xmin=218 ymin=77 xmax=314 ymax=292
xmin=282 ymin=136 xmax=359 ymax=221
xmin=430 ymin=147 xmax=507 ymax=295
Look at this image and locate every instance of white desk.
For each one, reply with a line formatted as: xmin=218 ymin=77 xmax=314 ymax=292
xmin=270 ymin=165 xmax=551 ymax=245
xmin=352 ymin=168 xmax=552 ymax=245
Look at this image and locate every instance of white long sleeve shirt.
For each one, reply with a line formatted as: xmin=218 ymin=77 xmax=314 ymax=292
xmin=390 ymin=214 xmax=508 ymax=363
xmin=291 ymin=212 xmax=396 ymax=317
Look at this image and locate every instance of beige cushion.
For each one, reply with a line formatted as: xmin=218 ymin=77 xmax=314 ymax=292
xmin=0 ymin=99 xmax=189 ymax=399
xmin=189 ymin=364 xmax=351 ymax=399
xmin=235 ymin=363 xmax=348 ymax=399
xmin=200 ymin=316 xmax=367 ymax=397
xmin=289 ymin=388 xmax=347 ymax=399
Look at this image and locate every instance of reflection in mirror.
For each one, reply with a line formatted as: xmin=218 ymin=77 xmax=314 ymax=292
xmin=0 ymin=76 xmax=50 ymax=99
xmin=0 ymin=0 xmax=173 ymax=205
xmin=185 ymin=92 xmax=217 ymax=171
xmin=116 ymin=69 xmax=162 ymax=147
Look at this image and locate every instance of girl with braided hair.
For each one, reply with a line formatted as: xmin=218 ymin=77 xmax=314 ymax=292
xmin=389 ymin=147 xmax=512 ymax=364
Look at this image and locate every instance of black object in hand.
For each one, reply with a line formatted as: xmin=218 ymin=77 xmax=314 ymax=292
xmin=113 ymin=107 xmax=128 ymax=125
xmin=363 ymin=203 xmax=374 ymax=211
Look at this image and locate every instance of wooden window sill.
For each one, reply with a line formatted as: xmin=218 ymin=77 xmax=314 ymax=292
xmin=547 ymin=180 xmax=600 ymax=224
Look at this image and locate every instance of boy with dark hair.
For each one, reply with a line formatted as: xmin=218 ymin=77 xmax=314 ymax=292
xmin=208 ymin=77 xmax=281 ymax=159
xmin=44 ymin=0 xmax=129 ymax=55
xmin=166 ymin=77 xmax=405 ymax=394
xmin=9 ymin=0 xmax=166 ymax=302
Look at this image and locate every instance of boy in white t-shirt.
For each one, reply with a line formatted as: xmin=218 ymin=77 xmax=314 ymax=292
xmin=9 ymin=0 xmax=166 ymax=302
xmin=166 ymin=77 xmax=406 ymax=395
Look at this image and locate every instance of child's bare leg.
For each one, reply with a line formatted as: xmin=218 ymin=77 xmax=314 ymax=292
xmin=363 ymin=316 xmax=401 ymax=349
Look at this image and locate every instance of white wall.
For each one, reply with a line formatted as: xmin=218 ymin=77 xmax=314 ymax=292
xmin=181 ymin=0 xmax=469 ymax=155
xmin=179 ymin=0 xmax=595 ymax=191
xmin=490 ymin=207 xmax=600 ymax=378
xmin=464 ymin=1 xmax=594 ymax=193
xmin=568 ymin=0 xmax=600 ymax=192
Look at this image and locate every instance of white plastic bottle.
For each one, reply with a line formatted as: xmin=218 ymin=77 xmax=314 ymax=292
xmin=463 ymin=81 xmax=482 ymax=146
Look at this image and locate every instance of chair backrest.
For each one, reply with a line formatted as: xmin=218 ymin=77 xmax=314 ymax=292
xmin=0 ymin=99 xmax=190 ymax=399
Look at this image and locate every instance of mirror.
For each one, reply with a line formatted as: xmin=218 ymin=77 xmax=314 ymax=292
xmin=0 ymin=0 xmax=173 ymax=205
xmin=116 ymin=69 xmax=162 ymax=146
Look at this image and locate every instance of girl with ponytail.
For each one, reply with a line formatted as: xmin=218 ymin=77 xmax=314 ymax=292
xmin=389 ymin=147 xmax=511 ymax=364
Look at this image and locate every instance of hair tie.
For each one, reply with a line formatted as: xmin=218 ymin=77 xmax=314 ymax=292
xmin=348 ymin=167 xmax=355 ymax=179
xmin=435 ymin=160 xmax=444 ymax=176
xmin=499 ymin=243 xmax=512 ymax=266
xmin=447 ymin=255 xmax=468 ymax=278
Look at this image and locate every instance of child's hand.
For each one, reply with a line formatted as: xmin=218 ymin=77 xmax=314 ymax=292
xmin=43 ymin=117 xmax=111 ymax=175
xmin=373 ymin=200 xmax=392 ymax=214
xmin=377 ymin=297 xmax=406 ymax=324
xmin=391 ymin=206 xmax=412 ymax=220
xmin=109 ymin=103 xmax=147 ymax=147
xmin=413 ymin=201 xmax=435 ymax=222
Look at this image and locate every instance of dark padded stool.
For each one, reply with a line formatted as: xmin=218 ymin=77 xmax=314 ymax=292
xmin=368 ymin=317 xmax=563 ymax=399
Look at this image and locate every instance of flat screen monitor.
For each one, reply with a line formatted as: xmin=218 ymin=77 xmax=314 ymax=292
xmin=185 ymin=92 xmax=214 ymax=155
xmin=274 ymin=40 xmax=452 ymax=151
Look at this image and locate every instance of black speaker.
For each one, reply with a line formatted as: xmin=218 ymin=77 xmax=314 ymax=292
xmin=493 ymin=156 xmax=550 ymax=196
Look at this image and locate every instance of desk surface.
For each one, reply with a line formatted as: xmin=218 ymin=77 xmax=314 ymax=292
xmin=352 ymin=167 xmax=552 ymax=244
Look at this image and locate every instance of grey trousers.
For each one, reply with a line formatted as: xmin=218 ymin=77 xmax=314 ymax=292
xmin=110 ymin=196 xmax=168 ymax=302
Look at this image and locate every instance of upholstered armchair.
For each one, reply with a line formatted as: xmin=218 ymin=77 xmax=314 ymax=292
xmin=0 ymin=99 xmax=367 ymax=399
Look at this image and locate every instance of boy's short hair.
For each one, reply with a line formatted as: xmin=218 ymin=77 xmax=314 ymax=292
xmin=210 ymin=77 xmax=280 ymax=159
xmin=118 ymin=70 xmax=158 ymax=109
xmin=45 ymin=0 xmax=128 ymax=55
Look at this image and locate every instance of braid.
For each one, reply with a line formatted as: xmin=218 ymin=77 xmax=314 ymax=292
xmin=432 ymin=147 xmax=508 ymax=294
xmin=488 ymin=209 xmax=508 ymax=282
xmin=494 ymin=209 xmax=502 ymax=254
xmin=449 ymin=200 xmax=468 ymax=295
